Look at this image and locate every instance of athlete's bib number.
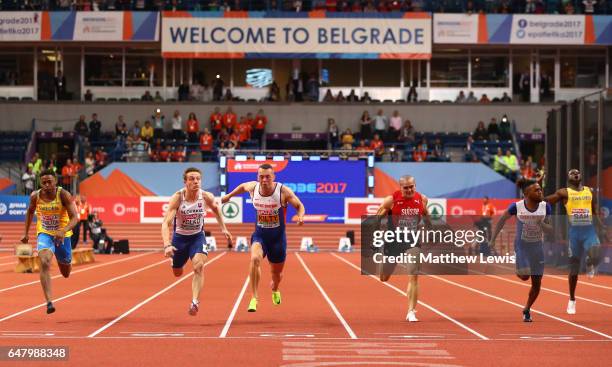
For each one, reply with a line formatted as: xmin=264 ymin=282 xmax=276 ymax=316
xmin=41 ymin=214 xmax=60 ymax=231
xmin=521 ymin=223 xmax=543 ymax=242
xmin=570 ymin=208 xmax=591 ymax=225
xmin=257 ymin=210 xmax=280 ymax=228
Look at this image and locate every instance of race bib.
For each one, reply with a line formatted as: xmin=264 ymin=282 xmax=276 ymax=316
xmin=257 ymin=210 xmax=280 ymax=228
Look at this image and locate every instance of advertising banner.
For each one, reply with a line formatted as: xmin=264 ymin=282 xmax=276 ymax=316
xmin=162 ymin=12 xmax=431 ymax=59
xmin=0 ymin=195 xmax=30 ymax=222
xmin=88 ymin=197 xmax=140 ymax=223
xmin=0 ymin=12 xmax=42 ymax=41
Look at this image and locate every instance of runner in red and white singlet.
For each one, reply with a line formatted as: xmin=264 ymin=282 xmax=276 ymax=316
xmin=376 ymin=175 xmax=432 ymax=322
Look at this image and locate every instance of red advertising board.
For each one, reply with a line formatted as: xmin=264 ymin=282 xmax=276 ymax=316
xmin=88 ymin=197 xmax=140 ymax=223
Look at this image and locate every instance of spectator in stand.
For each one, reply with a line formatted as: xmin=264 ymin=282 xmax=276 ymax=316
xmin=253 ymin=109 xmax=267 ymax=146
xmin=493 ymin=147 xmax=505 ymax=175
xmin=388 ymin=110 xmax=402 ymax=142
xmin=473 ymin=121 xmax=488 ymax=141
xmin=306 ymin=73 xmax=320 ymax=102
xmin=503 ymin=149 xmax=519 ymax=181
xmin=432 ymin=138 xmax=444 ymax=161
xmin=235 ymin=117 xmax=252 ymax=143
xmin=413 ymin=143 xmax=427 ymax=162
xmin=74 ymin=115 xmax=89 ymax=137
xmin=336 ymin=91 xmax=346 ymax=102
xmin=398 ymin=120 xmax=416 ymax=143
xmin=171 ymin=145 xmax=186 ymax=162
xmin=213 ymin=76 xmax=225 ymax=101
xmin=141 ymin=90 xmax=153 ymax=101
xmin=171 ymin=110 xmax=183 ymax=140
xmin=131 ymin=120 xmax=141 ymax=138
xmin=346 ymin=89 xmax=359 ymax=102
xmin=222 ymin=107 xmax=237 ymax=133
xmin=115 ymin=115 xmax=125 ymax=136
xmin=466 ymin=91 xmax=478 ymax=103
xmin=148 ymin=139 xmax=162 ymax=162
xmin=85 ymin=151 xmax=95 ymax=176
xmin=359 ymin=110 xmax=372 ymax=140
xmin=355 ymin=139 xmax=371 ymax=157
xmin=95 ymin=148 xmax=107 ymax=171
xmin=54 ymin=70 xmax=67 ymax=100
xmin=89 ymin=113 xmax=101 ymax=142
xmin=499 ymin=115 xmax=512 ymax=140
xmin=217 ymin=128 xmax=229 ymax=145
xmin=362 ymin=92 xmax=372 ymax=103
xmin=84 ymin=89 xmax=93 ymax=102
xmin=328 ymin=118 xmax=339 ymax=148
xmin=268 ymin=81 xmax=281 ymax=102
xmin=500 ymin=92 xmax=512 ymax=102
xmin=186 ymin=112 xmax=199 ymax=144
xmin=487 ymin=117 xmax=499 ymax=141
xmin=479 ymin=94 xmax=491 ymax=104
xmin=199 ymin=128 xmax=213 ymax=162
xmin=22 ymin=166 xmax=35 ymax=195
xmin=455 ymin=90 xmax=466 ymax=103
xmin=28 ymin=153 xmax=42 ymax=177
xmin=323 ymin=89 xmax=334 ymax=102
xmin=209 ymin=107 xmax=223 ymax=139
xmin=373 ymin=109 xmax=388 ymax=138
xmin=369 ymin=133 xmax=385 ymax=160
xmin=228 ymin=128 xmax=241 ymax=148
xmin=583 ymin=0 xmax=596 ymax=14
xmin=158 ymin=145 xmax=172 ymax=162
xmin=464 ymin=135 xmax=477 ymax=162
xmin=61 ymin=158 xmax=74 ymax=187
xmin=178 ymin=82 xmax=190 ymax=101
xmin=154 ymin=91 xmax=164 ymax=102
xmin=222 ymin=88 xmax=233 ymax=101
xmin=152 ymin=109 xmax=165 ymax=139
xmin=521 ymin=159 xmax=535 ymax=179
xmin=75 ymin=195 xmax=92 ymax=245
xmin=407 ymin=83 xmax=418 ymax=102
xmin=341 ymin=129 xmax=355 ymax=150
xmin=141 ymin=120 xmax=154 ymax=143
xmin=190 ymin=80 xmax=204 ymax=101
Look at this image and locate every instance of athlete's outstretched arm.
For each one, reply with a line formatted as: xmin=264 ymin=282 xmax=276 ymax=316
xmin=59 ymin=189 xmax=79 ymax=242
xmin=490 ymin=210 xmax=512 ymax=250
xmin=221 ymin=181 xmax=255 ymax=203
xmin=283 ymin=186 xmax=305 ymax=225
xmin=544 ymin=188 xmax=567 ymax=205
xmin=203 ymin=191 xmax=233 ymax=245
xmin=21 ymin=193 xmax=38 ymax=244
xmin=161 ymin=192 xmax=180 ymax=257
xmin=376 ymin=196 xmax=394 ymax=217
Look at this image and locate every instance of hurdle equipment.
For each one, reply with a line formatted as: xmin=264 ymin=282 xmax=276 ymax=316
xmin=337 ymin=237 xmax=353 ymax=253
xmin=235 ymin=236 xmax=249 ymax=252
xmin=205 ymin=236 xmax=217 ymax=252
xmin=300 ymin=237 xmax=318 ymax=253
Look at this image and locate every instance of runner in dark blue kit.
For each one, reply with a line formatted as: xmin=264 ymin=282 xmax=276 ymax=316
xmin=222 ymin=163 xmax=305 ymax=312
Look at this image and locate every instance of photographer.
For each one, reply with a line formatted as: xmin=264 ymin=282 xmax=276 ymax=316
xmin=89 ymin=213 xmax=113 ymax=254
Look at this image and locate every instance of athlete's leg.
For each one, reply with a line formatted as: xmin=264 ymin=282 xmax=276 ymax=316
xmin=568 ymin=256 xmax=581 ymax=301
xmin=407 ymin=275 xmax=418 ymax=311
xmin=525 ymin=275 xmax=542 ymax=311
xmin=55 ymin=237 xmax=72 ymax=278
xmin=249 ymin=242 xmax=264 ymax=300
xmin=191 ymin=253 xmax=208 ymax=303
xmin=269 ymin=261 xmax=285 ymax=292
xmin=39 ymin=249 xmax=54 ymax=303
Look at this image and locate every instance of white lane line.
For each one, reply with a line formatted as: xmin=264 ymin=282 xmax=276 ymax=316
xmin=0 ymin=258 xmax=169 ymax=323
xmin=331 ymin=253 xmax=489 ymax=341
xmin=428 ymin=274 xmax=612 ymax=340
xmin=296 ymin=253 xmax=357 ymax=339
xmin=0 ymin=252 xmax=155 ymax=293
xmin=546 ymin=274 xmax=612 ymax=291
xmin=219 ymin=275 xmax=250 ymax=338
xmin=486 ymin=274 xmax=612 ymax=308
xmin=88 ymin=252 xmax=226 ymax=338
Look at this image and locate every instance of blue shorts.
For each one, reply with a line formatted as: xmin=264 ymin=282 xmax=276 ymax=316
xmin=171 ymin=232 xmax=208 ymax=269
xmin=568 ymin=225 xmax=600 ymax=259
xmin=37 ymin=233 xmax=72 ymax=264
xmin=515 ymin=241 xmax=544 ymax=276
xmin=251 ymin=231 xmax=287 ymax=264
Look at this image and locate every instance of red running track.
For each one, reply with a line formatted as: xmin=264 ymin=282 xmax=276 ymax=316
xmin=0 ymin=250 xmax=610 ymax=366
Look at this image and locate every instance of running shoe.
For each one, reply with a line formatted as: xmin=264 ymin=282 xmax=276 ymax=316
xmin=272 ymin=291 xmax=281 ymax=305
xmin=406 ymin=310 xmax=418 ymax=322
xmin=567 ymin=300 xmax=576 ymax=315
xmin=188 ymin=301 xmax=199 ymax=316
xmin=46 ymin=302 xmax=55 ymax=314
xmin=586 ymin=264 xmax=596 ymax=279
xmin=247 ymin=297 xmax=258 ymax=312
xmin=523 ymin=309 xmax=533 ymax=322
